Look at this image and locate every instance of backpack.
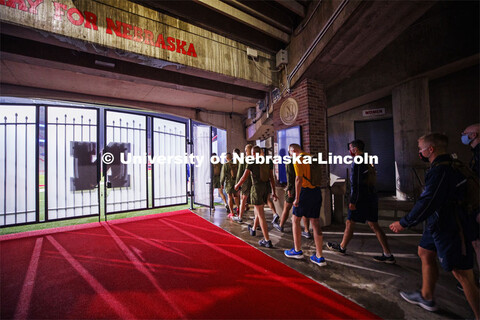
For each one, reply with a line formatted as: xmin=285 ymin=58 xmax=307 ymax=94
xmin=365 ymin=164 xmax=377 ymax=187
xmin=433 ymin=157 xmax=480 ymax=216
xmin=213 ymin=163 xmax=221 ymax=176
xmin=433 ymin=156 xmax=479 ymax=242
xmin=230 ymin=162 xmax=238 ymax=179
xmin=302 ymin=159 xmax=324 ymax=187
xmin=259 ymin=163 xmax=270 ymax=182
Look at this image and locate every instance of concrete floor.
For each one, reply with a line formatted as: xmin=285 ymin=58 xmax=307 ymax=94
xmin=192 ymin=205 xmax=476 ymax=320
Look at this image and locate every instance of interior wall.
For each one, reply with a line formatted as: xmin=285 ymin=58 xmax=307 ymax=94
xmin=195 ymin=111 xmax=247 ymax=153
xmin=430 ymin=65 xmax=480 ymax=164
xmin=328 ymin=96 xmax=392 ymax=182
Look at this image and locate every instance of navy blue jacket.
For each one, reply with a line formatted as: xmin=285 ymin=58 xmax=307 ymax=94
xmin=470 ymin=144 xmax=480 ymax=179
xmin=349 ymin=162 xmax=376 ymax=205
xmin=400 ymin=154 xmax=465 ymax=230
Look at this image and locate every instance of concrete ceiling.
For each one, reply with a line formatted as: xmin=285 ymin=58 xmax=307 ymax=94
xmin=0 ymin=0 xmax=439 ymax=115
xmin=0 ymin=59 xmax=253 ymax=113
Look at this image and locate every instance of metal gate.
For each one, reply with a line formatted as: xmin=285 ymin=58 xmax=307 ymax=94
xmin=152 ymin=117 xmax=187 ymax=207
xmin=104 ymin=111 xmax=147 ymax=214
xmin=192 ymin=122 xmax=212 ymax=207
xmin=1 ymin=99 xmax=223 ymax=227
xmin=46 ymin=107 xmax=100 ymax=220
xmin=0 ymin=106 xmax=38 ymax=226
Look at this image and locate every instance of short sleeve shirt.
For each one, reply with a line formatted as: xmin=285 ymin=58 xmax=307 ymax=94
xmin=293 ymin=152 xmax=315 ymax=189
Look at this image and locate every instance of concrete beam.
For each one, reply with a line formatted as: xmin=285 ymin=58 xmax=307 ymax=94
xmin=194 ymin=0 xmax=290 ymax=43
xmin=327 ymin=54 xmax=480 ymax=117
xmin=224 ymin=0 xmax=292 ymax=34
xmin=274 ymin=0 xmax=305 ymax=18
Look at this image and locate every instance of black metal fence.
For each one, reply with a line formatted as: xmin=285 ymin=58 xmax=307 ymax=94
xmin=0 ymin=102 xmax=195 ymax=228
xmin=46 ymin=107 xmax=99 ymax=220
xmin=0 ymin=106 xmax=37 ymax=226
xmin=105 ymin=111 xmax=147 ymax=214
xmin=152 ymin=118 xmax=187 ymax=207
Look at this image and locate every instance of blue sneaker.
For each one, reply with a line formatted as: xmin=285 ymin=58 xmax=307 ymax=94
xmin=258 ymin=239 xmax=273 ymax=248
xmin=400 ymin=291 xmax=438 ymax=312
xmin=310 ymin=255 xmax=327 ymax=267
xmin=247 ymin=225 xmax=256 ymax=236
xmin=284 ymin=248 xmax=304 ymax=259
xmin=301 ymin=231 xmax=312 ymax=239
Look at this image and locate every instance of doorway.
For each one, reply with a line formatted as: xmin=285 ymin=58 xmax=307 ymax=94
xmin=354 ymin=118 xmax=395 ymax=194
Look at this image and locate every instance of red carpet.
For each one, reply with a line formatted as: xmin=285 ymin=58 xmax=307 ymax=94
xmin=1 ymin=210 xmax=381 ymax=319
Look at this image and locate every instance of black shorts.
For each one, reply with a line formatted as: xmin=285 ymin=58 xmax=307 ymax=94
xmin=419 ymin=226 xmax=474 ymax=272
xmin=347 ymin=197 xmax=378 ymax=223
xmin=293 ymin=187 xmax=322 ymax=218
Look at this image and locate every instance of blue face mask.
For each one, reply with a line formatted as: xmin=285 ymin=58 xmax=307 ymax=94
xmin=461 ymin=134 xmax=474 ymax=145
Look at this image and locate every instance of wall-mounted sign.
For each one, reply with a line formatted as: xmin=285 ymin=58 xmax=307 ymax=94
xmin=280 ymin=98 xmax=299 ymax=125
xmin=362 ymin=108 xmax=385 ymax=117
xmin=0 ymin=0 xmax=273 ymax=86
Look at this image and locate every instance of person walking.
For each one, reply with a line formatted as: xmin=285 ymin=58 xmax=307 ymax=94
xmin=235 ymin=146 xmax=277 ymax=248
xmin=233 ymin=144 xmax=253 ymax=222
xmin=327 ymin=139 xmax=395 ymax=263
xmin=390 ymin=133 xmax=479 ymax=318
xmin=283 ymin=144 xmax=326 ymax=266
xmin=220 ymin=152 xmax=239 ymax=217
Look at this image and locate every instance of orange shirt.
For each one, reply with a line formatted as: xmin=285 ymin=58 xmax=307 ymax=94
xmin=293 ymin=152 xmax=315 ymax=189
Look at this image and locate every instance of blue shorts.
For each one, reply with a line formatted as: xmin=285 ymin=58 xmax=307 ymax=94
xmin=347 ymin=198 xmax=378 ymax=223
xmin=293 ymin=187 xmax=322 ymax=219
xmin=419 ymin=226 xmax=474 ymax=272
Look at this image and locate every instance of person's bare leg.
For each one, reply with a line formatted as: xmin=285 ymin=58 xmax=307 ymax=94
xmin=234 ymin=192 xmax=240 ymax=213
xmin=267 ymin=197 xmax=277 ymax=216
xmin=279 ymin=202 xmax=292 ymax=227
xmin=418 ymin=247 xmax=438 ymax=301
xmin=239 ymin=194 xmax=248 ymax=219
xmin=368 ymin=221 xmax=392 ymax=254
xmin=452 ymin=269 xmax=480 ymax=319
xmin=340 ymin=219 xmax=355 ymax=249
xmin=310 ymin=218 xmax=324 ymax=257
xmin=253 ymin=215 xmax=259 ymax=230
xmin=257 ymin=205 xmax=270 ymax=241
xmin=472 ymin=239 xmax=480 ymax=268
xmin=228 ymin=194 xmax=234 ymax=215
xmin=218 ymin=188 xmax=227 ymax=206
xmin=303 ymin=217 xmax=310 ymax=233
xmin=292 ymin=215 xmax=302 ymax=251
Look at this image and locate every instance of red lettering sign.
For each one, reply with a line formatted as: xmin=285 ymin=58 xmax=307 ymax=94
xmin=1 ymin=1 xmax=198 ymax=58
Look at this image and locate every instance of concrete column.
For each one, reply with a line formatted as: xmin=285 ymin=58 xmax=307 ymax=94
xmin=392 ymin=78 xmax=431 ymax=200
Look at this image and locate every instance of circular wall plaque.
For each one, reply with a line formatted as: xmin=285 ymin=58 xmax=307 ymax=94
xmin=280 ymin=98 xmax=299 ymax=125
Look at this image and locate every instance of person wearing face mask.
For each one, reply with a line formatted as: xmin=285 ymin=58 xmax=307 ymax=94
xmin=461 ymin=123 xmax=480 ymax=285
xmin=327 ymin=140 xmax=395 ymax=263
xmin=390 ymin=133 xmax=479 ymax=318
xmin=462 ymin=123 xmax=480 ymax=179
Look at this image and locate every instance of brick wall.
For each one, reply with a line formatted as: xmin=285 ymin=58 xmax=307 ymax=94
xmin=273 ymin=78 xmax=329 ymax=186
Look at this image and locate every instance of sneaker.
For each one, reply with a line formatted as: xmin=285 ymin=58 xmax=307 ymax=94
xmin=227 ymin=213 xmax=235 ymax=219
xmin=225 ymin=205 xmax=230 ymax=213
xmin=232 ymin=216 xmax=242 ymax=223
xmin=326 ymin=242 xmax=346 ymax=255
xmin=273 ymin=222 xmax=284 ymax=232
xmin=310 ymin=255 xmax=327 ymax=267
xmin=259 ymin=239 xmax=273 ymax=248
xmin=301 ymin=231 xmax=312 ymax=239
xmin=272 ymin=214 xmax=280 ymax=225
xmin=284 ymin=248 xmax=304 ymax=259
xmin=400 ymin=291 xmax=438 ymax=312
xmin=373 ymin=254 xmax=396 ymax=264
xmin=248 ymin=225 xmax=256 ymax=236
